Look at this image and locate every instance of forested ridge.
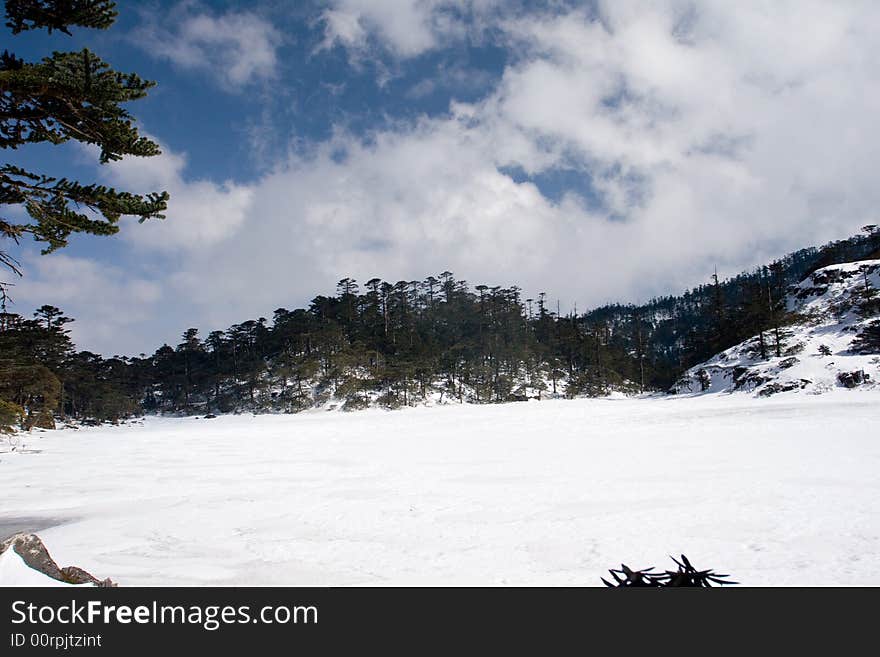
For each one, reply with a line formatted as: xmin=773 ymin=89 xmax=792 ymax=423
xmin=1 ymin=228 xmax=878 ymax=430
xmin=1 ymin=3 xmax=878 ymax=430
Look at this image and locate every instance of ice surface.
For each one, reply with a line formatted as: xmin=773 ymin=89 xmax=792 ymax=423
xmin=1 ymin=393 xmax=879 ymax=586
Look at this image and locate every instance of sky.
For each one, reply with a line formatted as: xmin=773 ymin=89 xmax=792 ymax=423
xmin=4 ymin=0 xmax=880 ymax=356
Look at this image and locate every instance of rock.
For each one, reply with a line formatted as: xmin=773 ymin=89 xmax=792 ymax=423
xmin=756 ymin=379 xmax=810 ymax=397
xmin=837 ymin=370 xmax=869 ymax=388
xmin=0 ymin=533 xmax=63 ymax=580
xmin=60 ymin=565 xmax=115 ymax=587
xmin=0 ymin=533 xmax=116 ymax=586
xmin=732 ymin=367 xmax=769 ymax=391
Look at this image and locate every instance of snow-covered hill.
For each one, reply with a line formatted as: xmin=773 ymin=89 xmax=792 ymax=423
xmin=673 ymin=260 xmax=880 ymax=396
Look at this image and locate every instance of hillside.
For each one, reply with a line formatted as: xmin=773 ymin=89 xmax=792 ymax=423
xmin=673 ymin=260 xmax=880 ymax=396
xmin=2 ymin=230 xmax=880 ymax=427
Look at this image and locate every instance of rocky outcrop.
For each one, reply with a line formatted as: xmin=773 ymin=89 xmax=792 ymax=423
xmin=0 ymin=533 xmax=116 ymax=586
xmin=672 ymin=260 xmax=880 ymax=396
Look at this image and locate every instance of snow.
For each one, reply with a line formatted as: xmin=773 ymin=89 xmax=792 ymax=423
xmin=2 ymin=392 xmax=879 ymax=586
xmin=0 ymin=548 xmax=80 ymax=587
xmin=675 ymin=260 xmax=880 ymax=396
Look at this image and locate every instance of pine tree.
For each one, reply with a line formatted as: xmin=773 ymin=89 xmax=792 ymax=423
xmin=176 ymin=328 xmax=203 ymax=411
xmin=0 ymin=0 xmax=168 ymax=294
xmin=766 ymin=263 xmax=788 ymax=357
xmin=742 ymin=273 xmax=770 ymax=360
xmin=851 ymin=321 xmax=880 ymax=354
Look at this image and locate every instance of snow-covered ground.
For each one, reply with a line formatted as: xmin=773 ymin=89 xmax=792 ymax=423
xmin=0 ymin=548 xmax=85 ymax=587
xmin=674 ymin=260 xmax=880 ymax=396
xmin=2 ymin=393 xmax=879 ymax=586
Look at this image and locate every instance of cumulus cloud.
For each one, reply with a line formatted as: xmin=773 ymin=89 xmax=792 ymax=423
xmin=228 ymin=1 xmax=880 ymax=305
xmin=99 ymin=140 xmax=254 ymax=250
xmin=133 ymin=2 xmax=282 ymax=90
xmin=18 ymin=1 xmax=880 ymax=355
xmin=317 ymin=0 xmax=497 ymax=58
xmin=319 ymin=0 xmax=441 ymax=57
xmin=164 ymin=123 xmax=572 ymax=326
xmin=13 ymin=254 xmax=163 ymax=356
xmin=483 ymin=0 xmax=880 ymax=259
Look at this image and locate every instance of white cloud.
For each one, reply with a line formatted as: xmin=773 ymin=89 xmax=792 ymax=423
xmin=13 ymin=254 xmax=163 ymax=355
xmin=18 ymin=1 xmax=880 ymax=356
xmin=100 ymin=141 xmax=254 ymax=250
xmin=177 ymin=1 xmax=880 ymax=317
xmin=319 ymin=7 xmax=369 ymax=52
xmin=133 ymin=2 xmax=282 ymax=90
xmin=319 ymin=0 xmax=440 ymax=57
xmin=318 ymin=0 xmax=496 ymax=59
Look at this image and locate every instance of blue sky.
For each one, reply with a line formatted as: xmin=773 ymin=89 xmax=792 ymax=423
xmin=6 ymin=1 xmax=880 ymax=354
xmin=6 ymin=0 xmax=515 ymax=184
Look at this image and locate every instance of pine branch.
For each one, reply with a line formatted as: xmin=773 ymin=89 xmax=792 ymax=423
xmin=0 ymin=2 xmax=168 ymax=276
xmin=1 ymin=164 xmax=168 ymax=252
xmin=5 ymin=0 xmax=117 ymax=35
xmin=0 ymin=49 xmax=160 ymax=161
xmin=602 ymin=555 xmax=737 ymax=587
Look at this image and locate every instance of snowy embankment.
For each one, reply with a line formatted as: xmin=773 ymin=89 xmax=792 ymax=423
xmin=2 ymin=393 xmax=879 ymax=586
xmin=674 ymin=260 xmax=880 ymax=396
xmin=0 ymin=548 xmax=76 ymax=587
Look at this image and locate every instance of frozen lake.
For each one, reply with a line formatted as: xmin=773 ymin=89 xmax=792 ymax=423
xmin=2 ymin=393 xmax=879 ymax=586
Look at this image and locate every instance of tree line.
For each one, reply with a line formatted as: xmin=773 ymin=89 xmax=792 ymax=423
xmin=1 ymin=4 xmax=878 ymax=430
xmin=1 ymin=228 xmax=877 ymax=430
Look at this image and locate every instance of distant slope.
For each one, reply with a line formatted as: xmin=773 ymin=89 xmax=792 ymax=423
xmin=581 ymin=228 xmax=880 ymax=390
xmin=672 ymin=260 xmax=880 ymax=396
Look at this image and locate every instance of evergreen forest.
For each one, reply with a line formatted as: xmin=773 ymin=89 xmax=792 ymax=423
xmin=2 ymin=228 xmax=878 ymax=430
